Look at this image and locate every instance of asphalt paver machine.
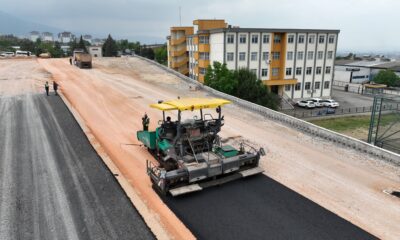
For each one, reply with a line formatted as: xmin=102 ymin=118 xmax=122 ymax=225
xmin=137 ymin=98 xmax=265 ymax=196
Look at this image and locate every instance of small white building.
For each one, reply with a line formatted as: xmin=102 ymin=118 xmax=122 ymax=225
xmin=58 ymin=31 xmax=73 ymax=43
xmin=30 ymin=31 xmax=40 ymax=42
xmin=88 ymin=46 xmax=102 ymax=57
xmin=41 ymin=32 xmax=54 ymax=42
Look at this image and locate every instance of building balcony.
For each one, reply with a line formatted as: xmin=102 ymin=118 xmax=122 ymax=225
xmin=198 ymin=44 xmax=210 ymax=52
xmin=263 ymin=79 xmax=297 ymax=86
xmin=170 ymin=48 xmax=187 ymax=57
xmin=198 ymin=74 xmax=205 ymax=83
xmin=171 ymin=57 xmax=188 ymax=68
xmin=198 ymin=59 xmax=210 ymax=68
xmin=170 ymin=36 xmax=186 ymax=46
xmin=178 ymin=67 xmax=189 ymax=75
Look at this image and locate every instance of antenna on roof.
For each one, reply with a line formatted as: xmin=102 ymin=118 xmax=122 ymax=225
xmin=179 ymin=6 xmax=182 ymax=26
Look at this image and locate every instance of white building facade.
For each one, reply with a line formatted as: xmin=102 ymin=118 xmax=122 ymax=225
xmin=187 ymin=28 xmax=339 ymax=99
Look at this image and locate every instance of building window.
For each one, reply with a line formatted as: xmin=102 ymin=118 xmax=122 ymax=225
xmin=327 ymin=51 xmax=333 ymax=59
xmin=285 ymin=85 xmax=291 ymax=91
xmin=239 ymin=52 xmax=246 ymax=61
xmin=272 ymin=52 xmax=280 ymax=60
xmin=295 ymin=83 xmax=301 ymax=91
xmin=199 ymin=52 xmax=209 ymax=60
xmin=286 ymin=67 xmax=292 ymax=76
xmin=296 ymin=67 xmax=302 ymax=75
xmin=263 ymin=34 xmax=270 ymax=44
xmin=199 ymin=67 xmax=206 ymax=75
xmin=199 ymin=36 xmax=209 ymax=44
xmin=239 ymin=34 xmax=246 ymax=44
xmin=308 ymin=35 xmax=315 ymax=44
xmin=305 ymin=82 xmax=311 ymax=90
xmin=227 ymin=52 xmax=234 ymax=61
xmin=297 ymin=51 xmax=304 ymax=60
xmin=261 ymin=68 xmax=268 ymax=77
xmin=262 ymin=52 xmax=269 ymax=61
xmin=250 ymin=69 xmax=257 ymax=75
xmin=287 ymin=51 xmax=293 ymax=60
xmin=315 ymin=81 xmax=321 ymax=90
xmin=227 ymin=34 xmax=234 ymax=44
xmin=298 ymin=35 xmax=305 ymax=44
xmin=328 ymin=35 xmax=335 ymax=44
xmin=325 ymin=66 xmax=331 ymax=74
xmin=324 ymin=81 xmax=330 ymax=89
xmin=274 ymin=34 xmax=281 ymax=43
xmin=319 ymin=35 xmax=325 ymax=44
xmin=316 ymin=66 xmax=322 ymax=74
xmin=272 ymin=68 xmax=279 ymax=76
xmin=317 ymin=51 xmax=323 ymax=59
xmin=251 ymin=52 xmax=258 ymax=61
xmin=288 ymin=35 xmax=294 ymax=43
xmin=251 ymin=34 xmax=258 ymax=44
xmin=307 ymin=51 xmax=314 ymax=60
xmin=306 ymin=67 xmax=312 ymax=75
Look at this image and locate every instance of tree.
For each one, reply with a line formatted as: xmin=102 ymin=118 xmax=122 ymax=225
xmin=49 ymin=41 xmax=64 ymax=58
xmin=77 ymin=35 xmax=87 ymax=52
xmin=373 ymin=70 xmax=400 ymax=87
xmin=102 ymin=34 xmax=118 ymax=57
xmin=154 ymin=45 xmax=167 ymax=65
xmin=139 ymin=45 xmax=155 ymax=59
xmin=204 ymin=61 xmax=280 ymax=110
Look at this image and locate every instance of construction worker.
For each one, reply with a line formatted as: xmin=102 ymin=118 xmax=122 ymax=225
xmin=53 ymin=81 xmax=59 ymax=96
xmin=69 ymin=57 xmax=72 ymax=65
xmin=142 ymin=113 xmax=150 ymax=131
xmin=44 ymin=81 xmax=49 ymax=96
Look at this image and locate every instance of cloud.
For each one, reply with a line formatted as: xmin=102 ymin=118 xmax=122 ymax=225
xmin=1 ymin=0 xmax=399 ymax=51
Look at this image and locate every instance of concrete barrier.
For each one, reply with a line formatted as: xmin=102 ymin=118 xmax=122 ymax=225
xmin=134 ymin=56 xmax=400 ymax=165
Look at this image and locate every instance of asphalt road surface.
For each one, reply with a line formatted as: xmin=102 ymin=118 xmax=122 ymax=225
xmin=0 ymin=93 xmax=154 ymax=240
xmin=165 ymin=175 xmax=377 ymax=240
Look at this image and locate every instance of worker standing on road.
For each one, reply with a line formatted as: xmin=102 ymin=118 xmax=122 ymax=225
xmin=45 ymin=81 xmax=49 ymax=96
xmin=53 ymin=81 xmax=59 ymax=96
xmin=69 ymin=57 xmax=72 ymax=65
xmin=142 ymin=113 xmax=150 ymax=131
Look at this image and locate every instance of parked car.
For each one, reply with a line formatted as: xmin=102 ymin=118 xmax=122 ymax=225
xmin=310 ymin=98 xmax=324 ymax=107
xmin=320 ymin=99 xmax=339 ymax=108
xmin=297 ymin=100 xmax=316 ymax=109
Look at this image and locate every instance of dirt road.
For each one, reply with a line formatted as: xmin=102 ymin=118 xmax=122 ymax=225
xmin=0 ymin=59 xmax=154 ymax=240
xmin=38 ymin=57 xmax=400 ymax=239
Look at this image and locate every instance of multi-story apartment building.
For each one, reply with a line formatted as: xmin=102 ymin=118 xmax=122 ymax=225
xmin=41 ymin=32 xmax=54 ymax=42
xmin=29 ymin=31 xmax=40 ymax=42
xmin=167 ymin=19 xmax=339 ymax=99
xmin=167 ymin=27 xmax=194 ymax=76
xmin=58 ymin=31 xmax=73 ymax=43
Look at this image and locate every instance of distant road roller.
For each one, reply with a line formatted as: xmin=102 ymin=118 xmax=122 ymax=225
xmin=137 ymin=98 xmax=265 ymax=196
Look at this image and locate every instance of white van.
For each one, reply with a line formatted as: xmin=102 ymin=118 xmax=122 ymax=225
xmin=16 ymin=50 xmax=31 ymax=57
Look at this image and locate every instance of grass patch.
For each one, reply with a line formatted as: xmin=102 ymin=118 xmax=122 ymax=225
xmin=309 ymin=114 xmax=398 ymax=132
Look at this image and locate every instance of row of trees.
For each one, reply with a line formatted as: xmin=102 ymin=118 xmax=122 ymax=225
xmin=373 ymin=70 xmax=400 ymax=87
xmin=0 ymin=34 xmax=168 ymax=64
xmin=204 ymin=62 xmax=280 ymax=110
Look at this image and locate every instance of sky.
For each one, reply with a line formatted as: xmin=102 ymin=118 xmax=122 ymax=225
xmin=1 ymin=0 xmax=399 ymax=52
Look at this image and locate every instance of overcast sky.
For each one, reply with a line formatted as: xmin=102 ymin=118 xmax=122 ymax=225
xmin=1 ymin=0 xmax=399 ymax=52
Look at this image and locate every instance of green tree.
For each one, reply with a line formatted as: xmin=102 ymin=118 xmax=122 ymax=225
xmin=154 ymin=45 xmax=167 ymax=65
xmin=49 ymin=41 xmax=64 ymax=58
xmin=373 ymin=70 xmax=400 ymax=87
xmin=77 ymin=35 xmax=87 ymax=52
xmin=102 ymin=34 xmax=118 ymax=57
xmin=139 ymin=45 xmax=155 ymax=59
xmin=205 ymin=61 xmax=280 ymax=110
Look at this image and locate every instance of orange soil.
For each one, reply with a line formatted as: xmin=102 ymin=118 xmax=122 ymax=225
xmin=37 ymin=57 xmax=400 ymax=240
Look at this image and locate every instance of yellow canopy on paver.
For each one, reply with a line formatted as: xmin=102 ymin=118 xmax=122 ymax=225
xmin=150 ymin=98 xmax=231 ymax=111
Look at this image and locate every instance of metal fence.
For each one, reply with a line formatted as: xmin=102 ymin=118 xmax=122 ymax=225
xmin=368 ymin=96 xmax=400 ymax=154
xmin=283 ymin=103 xmax=400 ymax=119
xmin=333 ymin=80 xmax=400 ymax=96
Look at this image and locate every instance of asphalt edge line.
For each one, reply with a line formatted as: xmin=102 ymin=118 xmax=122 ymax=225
xmin=58 ymin=92 xmax=171 ymax=240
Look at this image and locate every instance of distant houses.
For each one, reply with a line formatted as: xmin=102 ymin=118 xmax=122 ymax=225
xmin=58 ymin=31 xmax=74 ymax=43
xmin=29 ymin=31 xmax=40 ymax=42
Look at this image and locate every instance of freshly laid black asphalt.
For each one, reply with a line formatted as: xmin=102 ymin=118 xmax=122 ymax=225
xmin=0 ymin=94 xmax=154 ymax=240
xmin=164 ymin=174 xmax=377 ymax=240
